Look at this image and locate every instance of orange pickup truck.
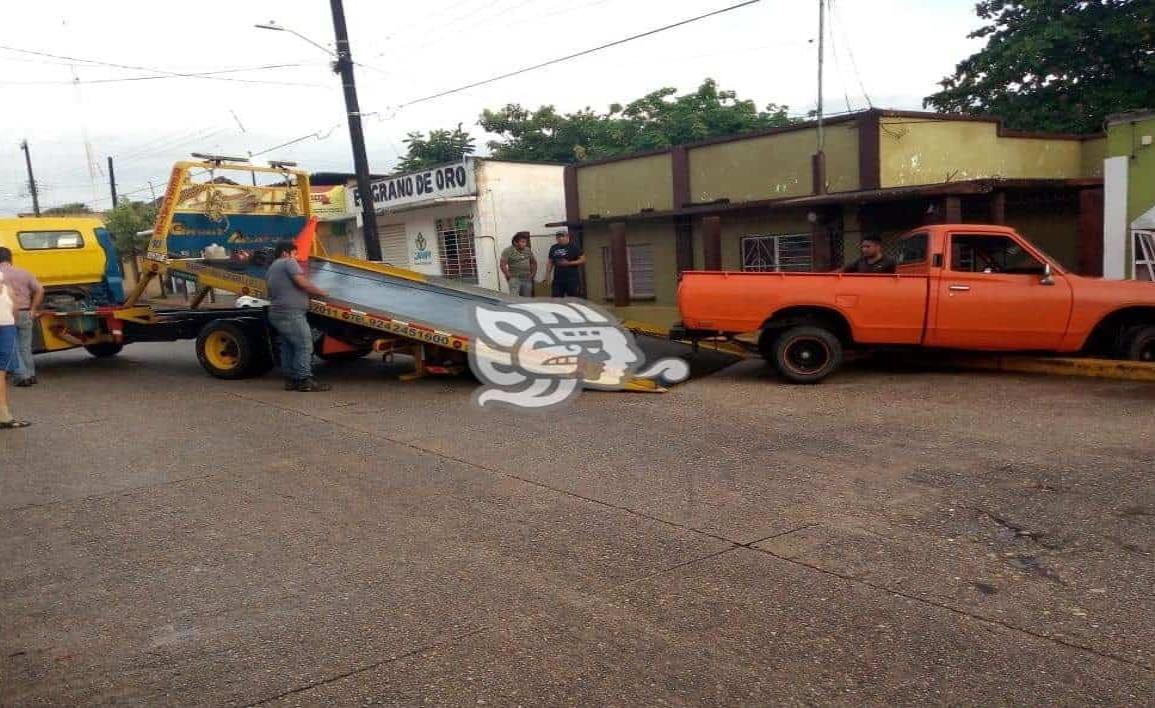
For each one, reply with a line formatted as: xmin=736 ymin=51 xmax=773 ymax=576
xmin=673 ymin=224 xmax=1155 ymax=383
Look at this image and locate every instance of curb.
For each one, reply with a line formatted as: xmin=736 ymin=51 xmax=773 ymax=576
xmin=934 ymin=355 xmax=1155 ymax=382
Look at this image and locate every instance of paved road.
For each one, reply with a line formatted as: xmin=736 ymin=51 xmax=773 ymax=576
xmin=2 ymin=343 xmax=1153 ymax=705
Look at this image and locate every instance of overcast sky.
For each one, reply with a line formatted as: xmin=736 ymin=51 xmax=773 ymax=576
xmin=0 ymin=0 xmax=984 ymax=215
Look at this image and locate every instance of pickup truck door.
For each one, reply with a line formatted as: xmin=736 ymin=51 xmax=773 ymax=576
xmin=927 ymin=232 xmax=1073 ymax=350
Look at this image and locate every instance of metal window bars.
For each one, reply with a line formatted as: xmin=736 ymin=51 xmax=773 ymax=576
xmin=740 ymin=234 xmax=814 ymax=272
xmin=435 ymin=216 xmax=478 ymax=284
xmin=1135 ymin=230 xmax=1155 ymax=282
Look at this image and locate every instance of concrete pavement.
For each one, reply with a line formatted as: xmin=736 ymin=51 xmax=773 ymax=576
xmin=2 ymin=343 xmax=1153 ymax=705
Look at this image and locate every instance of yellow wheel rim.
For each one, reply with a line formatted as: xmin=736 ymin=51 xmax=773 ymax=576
xmin=204 ymin=331 xmax=241 ymax=370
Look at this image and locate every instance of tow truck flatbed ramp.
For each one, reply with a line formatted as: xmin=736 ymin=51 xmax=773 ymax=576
xmin=307 ymin=257 xmax=509 ymax=339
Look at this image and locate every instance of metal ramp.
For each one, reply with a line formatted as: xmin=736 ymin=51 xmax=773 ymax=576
xmin=302 ymin=257 xmax=744 ymax=391
xmin=307 ymin=257 xmax=510 ymax=339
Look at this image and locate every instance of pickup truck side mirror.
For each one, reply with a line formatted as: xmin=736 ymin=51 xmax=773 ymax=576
xmin=1040 ymin=263 xmax=1055 ymax=286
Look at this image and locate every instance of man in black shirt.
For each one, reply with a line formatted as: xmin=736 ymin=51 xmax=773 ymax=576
xmin=547 ymin=230 xmax=586 ymax=297
xmin=842 ymin=234 xmax=897 ymax=273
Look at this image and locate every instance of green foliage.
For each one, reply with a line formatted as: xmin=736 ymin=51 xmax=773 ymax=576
xmin=42 ymin=202 xmax=94 ymax=215
xmin=925 ymin=0 xmax=1155 ymax=133
xmin=103 ymin=200 xmax=156 ymax=257
xmin=397 ymin=124 xmax=476 ymax=171
xmin=479 ymin=79 xmax=796 ymax=163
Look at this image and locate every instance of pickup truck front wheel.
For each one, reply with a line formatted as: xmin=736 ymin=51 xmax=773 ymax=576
xmin=770 ymin=325 xmax=843 ymax=384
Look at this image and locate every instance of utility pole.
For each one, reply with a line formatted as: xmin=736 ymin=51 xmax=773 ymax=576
xmin=107 ymin=156 xmax=118 ymax=206
xmin=329 ymin=0 xmax=382 ymax=261
xmin=20 ymin=140 xmax=41 ymax=216
xmin=816 ymin=0 xmax=825 ymax=153
xmin=814 ymin=0 xmax=827 ymax=195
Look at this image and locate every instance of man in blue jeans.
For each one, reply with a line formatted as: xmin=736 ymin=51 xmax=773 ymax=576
xmin=0 ymin=247 xmax=44 ymax=387
xmin=265 ymin=241 xmax=331 ymax=392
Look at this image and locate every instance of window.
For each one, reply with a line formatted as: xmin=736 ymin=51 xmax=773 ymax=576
xmin=435 ymin=216 xmax=478 ymax=284
xmin=896 ymin=232 xmax=928 ymax=265
xmin=741 ymin=234 xmax=813 ymax=272
xmin=950 ymin=234 xmax=1045 ymax=275
xmin=18 ymin=230 xmax=84 ymax=250
xmin=602 ymin=243 xmax=655 ymax=299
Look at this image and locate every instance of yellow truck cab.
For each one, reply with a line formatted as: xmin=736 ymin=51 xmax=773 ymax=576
xmin=0 ymin=216 xmax=126 ymax=356
xmin=0 ymin=216 xmax=124 ymax=309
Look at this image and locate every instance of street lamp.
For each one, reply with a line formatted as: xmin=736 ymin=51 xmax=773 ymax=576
xmin=254 ymin=22 xmax=335 ymax=57
xmin=254 ymin=3 xmax=383 ymax=261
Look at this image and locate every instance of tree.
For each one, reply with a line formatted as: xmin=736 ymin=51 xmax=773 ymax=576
xmin=925 ymin=0 xmax=1155 ymax=133
xmin=397 ymin=124 xmax=476 ymax=171
xmin=42 ymin=202 xmax=95 ymax=216
xmin=103 ymin=199 xmax=157 ymax=280
xmin=479 ymin=79 xmax=796 ymax=163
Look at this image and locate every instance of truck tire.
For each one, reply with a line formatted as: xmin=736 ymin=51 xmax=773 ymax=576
xmin=1124 ymin=325 xmax=1155 ymax=363
xmin=196 ymin=319 xmax=273 ymax=380
xmin=770 ymin=325 xmax=843 ymax=384
xmin=84 ymin=342 xmax=123 ymax=358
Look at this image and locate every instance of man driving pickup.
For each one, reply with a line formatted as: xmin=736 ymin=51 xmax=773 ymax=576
xmin=842 ymin=234 xmax=897 ymax=273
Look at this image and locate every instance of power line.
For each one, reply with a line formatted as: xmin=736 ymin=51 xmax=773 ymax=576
xmin=0 ymin=46 xmax=329 ymax=88
xmin=825 ymin=0 xmax=855 ymax=113
xmin=828 ymin=0 xmax=872 ymax=108
xmin=395 ymin=0 xmax=762 ymax=108
xmin=44 ymin=0 xmax=765 ymax=204
xmin=0 ymin=63 xmax=318 ymax=86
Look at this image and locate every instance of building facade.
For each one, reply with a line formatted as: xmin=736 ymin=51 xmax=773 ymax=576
xmin=309 ymin=181 xmax=357 ymax=258
xmin=346 ymin=157 xmax=565 ymax=293
xmin=553 ymin=109 xmax=1108 ymax=328
xmin=1104 ymin=111 xmax=1155 ymax=281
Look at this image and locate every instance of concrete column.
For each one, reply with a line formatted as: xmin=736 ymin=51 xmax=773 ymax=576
xmin=609 ymin=221 xmax=630 ymax=307
xmin=989 ymin=191 xmax=1006 ymax=225
xmin=675 ymin=217 xmax=694 ymax=273
xmin=702 ymin=216 xmax=722 ymax=271
xmin=810 ymin=209 xmax=833 ymax=271
xmin=811 ymin=152 xmax=827 ymax=195
xmin=1078 ymin=188 xmax=1105 ymax=276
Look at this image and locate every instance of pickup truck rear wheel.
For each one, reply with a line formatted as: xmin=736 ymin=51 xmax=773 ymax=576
xmin=1124 ymin=325 xmax=1155 ymax=363
xmin=771 ymin=325 xmax=843 ymax=384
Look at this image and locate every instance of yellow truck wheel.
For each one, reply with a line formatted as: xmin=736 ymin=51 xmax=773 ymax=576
xmin=195 ymin=319 xmax=273 ymax=380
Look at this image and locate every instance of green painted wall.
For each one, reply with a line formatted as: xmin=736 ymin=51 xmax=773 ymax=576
xmin=1081 ymin=137 xmax=1107 ymax=178
xmin=576 ymin=154 xmax=673 ymax=219
xmin=879 ymin=118 xmax=1093 ymax=187
xmin=1005 ymin=198 xmax=1080 ymax=271
xmin=1107 ymin=115 xmax=1155 ymax=224
xmin=688 ymin=123 xmax=859 ymax=202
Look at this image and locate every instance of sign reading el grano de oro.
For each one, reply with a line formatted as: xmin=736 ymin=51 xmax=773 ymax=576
xmin=349 ymin=158 xmax=476 ymax=212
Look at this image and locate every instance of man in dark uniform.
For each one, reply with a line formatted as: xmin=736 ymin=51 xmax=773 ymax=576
xmin=842 ymin=234 xmax=897 ymax=273
xmin=547 ymin=230 xmax=586 ymax=297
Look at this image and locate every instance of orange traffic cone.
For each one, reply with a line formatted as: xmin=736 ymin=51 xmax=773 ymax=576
xmin=294 ymin=216 xmax=318 ymax=264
